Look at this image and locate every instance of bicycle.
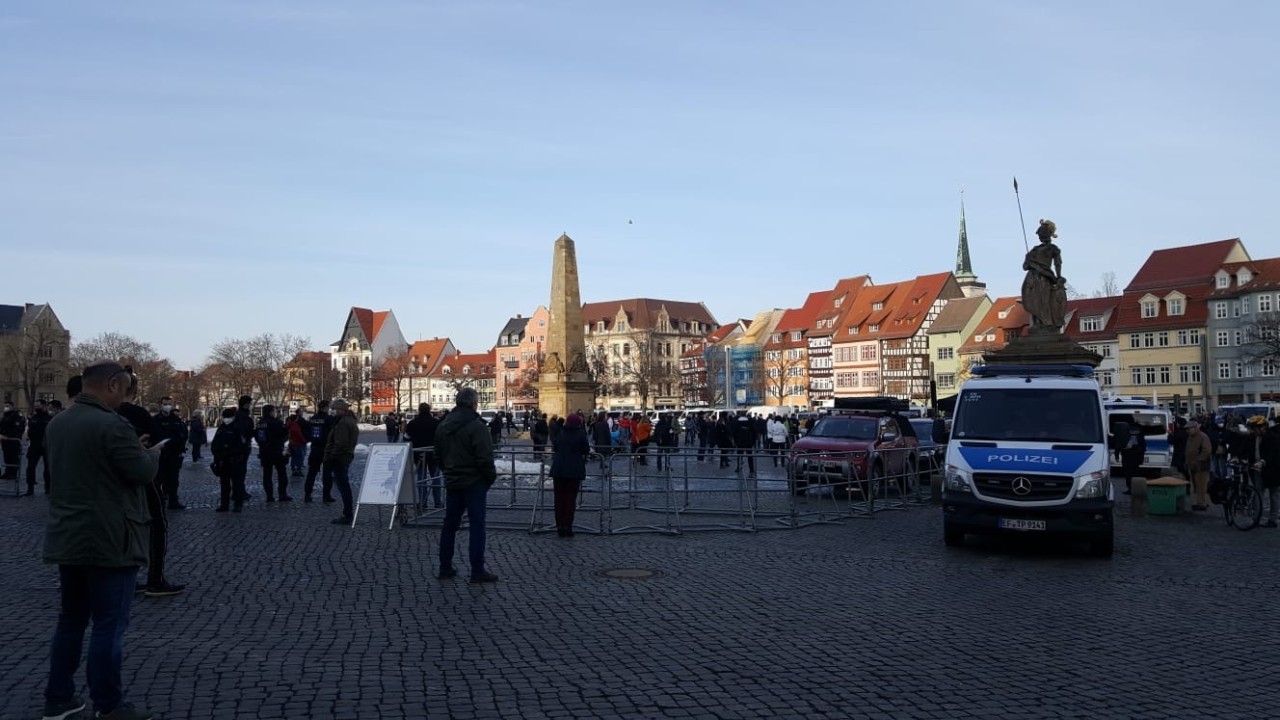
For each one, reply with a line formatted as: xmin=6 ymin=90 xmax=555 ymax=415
xmin=1223 ymin=460 xmax=1262 ymax=531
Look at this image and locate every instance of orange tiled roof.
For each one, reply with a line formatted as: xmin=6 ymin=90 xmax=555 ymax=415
xmin=958 ymin=296 xmax=1029 ymax=354
xmin=809 ymin=277 xmax=871 ymax=337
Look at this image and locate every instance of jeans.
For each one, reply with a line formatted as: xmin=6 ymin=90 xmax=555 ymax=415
xmin=289 ymin=445 xmax=306 ymax=475
xmin=331 ymin=461 xmax=354 ymax=518
xmin=415 ymin=450 xmax=441 ymax=508
xmin=439 ymin=482 xmax=490 ymax=573
xmin=46 ymin=565 xmax=137 ymax=715
xmin=1211 ymin=454 xmax=1228 ymax=481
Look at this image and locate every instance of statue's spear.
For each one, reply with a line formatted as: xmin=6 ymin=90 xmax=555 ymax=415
xmin=1013 ymin=176 xmax=1029 ymax=253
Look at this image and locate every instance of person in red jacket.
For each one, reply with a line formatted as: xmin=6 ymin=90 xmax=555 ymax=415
xmin=286 ymin=411 xmax=308 ymax=478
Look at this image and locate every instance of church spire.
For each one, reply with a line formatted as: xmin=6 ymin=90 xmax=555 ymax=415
xmin=955 ymin=189 xmax=975 ymax=280
xmin=954 ymin=187 xmax=986 ymax=298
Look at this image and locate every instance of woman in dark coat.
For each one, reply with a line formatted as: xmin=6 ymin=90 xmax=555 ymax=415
xmin=550 ymin=413 xmax=591 ymax=537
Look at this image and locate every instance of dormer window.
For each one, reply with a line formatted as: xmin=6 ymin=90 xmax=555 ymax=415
xmin=869 ymin=324 xmax=879 ymax=333
xmin=872 ymin=302 xmax=884 ymax=311
xmin=1140 ymin=297 xmax=1158 ymax=319
xmin=998 ymin=309 xmax=1009 ymax=320
xmin=462 ymin=365 xmax=471 ymax=375
xmin=850 ymin=327 xmax=859 ymax=335
xmin=597 ymin=321 xmax=605 ymax=332
xmin=1167 ymin=298 xmax=1184 ymax=316
xmin=1215 ymin=271 xmax=1230 ymax=289
xmin=1080 ymin=316 xmax=1101 ymax=332
xmin=834 ymin=297 xmax=844 ymax=308
xmin=1238 ymin=268 xmax=1253 ymax=285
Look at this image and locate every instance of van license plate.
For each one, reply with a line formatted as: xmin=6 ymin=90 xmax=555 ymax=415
xmin=999 ymin=519 xmax=1046 ymax=531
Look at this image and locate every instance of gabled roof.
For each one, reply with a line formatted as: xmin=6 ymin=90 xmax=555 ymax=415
xmin=581 ymin=298 xmax=717 ymax=332
xmin=371 ymin=311 xmax=389 ymax=341
xmin=407 ymin=338 xmax=453 ymax=375
xmin=1125 ymin=239 xmax=1247 ymax=293
xmin=284 ymin=351 xmax=332 ymax=368
xmin=809 ymin=276 xmax=872 ymax=337
xmin=1209 ymin=257 xmax=1280 ymax=297
xmin=879 ymin=272 xmax=960 ymax=340
xmin=835 ymin=280 xmax=910 ymax=341
xmin=1063 ymin=297 xmax=1121 ymax=341
xmin=433 ymin=350 xmax=496 ymax=378
xmin=928 ymin=296 xmax=989 ymax=335
xmin=958 ymin=296 xmax=1030 ymax=355
xmin=1114 ymin=286 xmax=1214 ymax=332
xmin=496 ymin=316 xmax=528 ymax=346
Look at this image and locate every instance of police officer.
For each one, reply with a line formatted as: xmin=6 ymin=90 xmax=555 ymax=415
xmin=256 ymin=404 xmax=291 ymax=502
xmin=733 ymin=410 xmax=757 ymax=477
xmin=303 ymin=399 xmax=336 ymax=503
xmin=24 ymin=399 xmax=52 ymax=495
xmin=151 ymin=395 xmax=190 ymax=510
xmin=0 ymin=400 xmax=25 ymax=480
xmin=233 ymin=395 xmax=255 ymax=503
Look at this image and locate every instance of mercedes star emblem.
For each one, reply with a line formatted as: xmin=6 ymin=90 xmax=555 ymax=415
xmin=1012 ymin=477 xmax=1033 ymax=496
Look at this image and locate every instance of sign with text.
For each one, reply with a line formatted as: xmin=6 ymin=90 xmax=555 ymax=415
xmin=352 ymin=444 xmax=416 ymax=529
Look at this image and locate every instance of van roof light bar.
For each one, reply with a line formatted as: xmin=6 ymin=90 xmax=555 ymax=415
xmin=970 ymin=364 xmax=1095 ymax=378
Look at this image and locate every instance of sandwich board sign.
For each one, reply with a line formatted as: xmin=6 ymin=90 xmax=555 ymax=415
xmin=353 ymin=443 xmax=416 ymax=529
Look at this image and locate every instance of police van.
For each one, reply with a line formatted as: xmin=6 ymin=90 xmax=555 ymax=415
xmin=933 ymin=364 xmax=1115 ymax=557
xmin=1103 ymin=397 xmax=1172 ymax=476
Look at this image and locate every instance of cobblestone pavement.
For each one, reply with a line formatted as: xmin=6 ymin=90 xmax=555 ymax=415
xmin=3 ymin=434 xmax=1280 ymax=718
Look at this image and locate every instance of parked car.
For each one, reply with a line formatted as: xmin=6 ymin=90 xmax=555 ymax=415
xmin=788 ymin=397 xmax=920 ymax=496
xmin=910 ymin=418 xmax=947 ymax=475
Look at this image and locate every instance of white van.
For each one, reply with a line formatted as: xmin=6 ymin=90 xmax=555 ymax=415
xmin=1104 ymin=399 xmax=1172 ymax=475
xmin=935 ymin=364 xmax=1114 ymax=557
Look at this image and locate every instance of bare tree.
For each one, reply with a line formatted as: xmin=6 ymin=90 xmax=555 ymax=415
xmin=0 ymin=313 xmax=67 ymax=410
xmin=207 ymin=333 xmax=310 ymax=405
xmin=1244 ymin=312 xmax=1280 ymax=365
xmin=373 ymin=347 xmax=416 ymax=412
xmin=295 ymin=360 xmax=342 ymax=410
xmin=71 ymin=332 xmax=173 ymax=405
xmin=763 ymin=347 xmax=805 ymax=409
xmin=1097 ymin=271 xmax=1120 ymax=298
xmin=171 ymin=369 xmax=209 ymax=416
xmin=613 ymin=335 xmax=678 ymax=411
xmin=701 ymin=347 xmax=729 ymax=407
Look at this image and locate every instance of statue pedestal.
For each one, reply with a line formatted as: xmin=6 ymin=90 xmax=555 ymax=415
xmin=536 ymin=373 xmax=596 ymax=420
xmin=984 ymin=331 xmax=1102 ymax=368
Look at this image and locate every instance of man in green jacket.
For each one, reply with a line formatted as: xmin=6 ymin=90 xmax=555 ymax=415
xmin=436 ymin=387 xmax=499 ymax=583
xmin=324 ymin=399 xmax=360 ymax=525
xmin=42 ymin=361 xmax=161 ymax=720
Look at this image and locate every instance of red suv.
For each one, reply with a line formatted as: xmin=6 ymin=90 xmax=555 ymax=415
xmin=788 ymin=397 xmax=920 ymax=496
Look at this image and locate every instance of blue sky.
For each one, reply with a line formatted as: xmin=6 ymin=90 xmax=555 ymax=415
xmin=3 ymin=1 xmax=1277 ymax=368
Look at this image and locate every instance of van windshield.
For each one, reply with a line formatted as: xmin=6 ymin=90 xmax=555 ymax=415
xmin=953 ymin=388 xmax=1103 ymax=444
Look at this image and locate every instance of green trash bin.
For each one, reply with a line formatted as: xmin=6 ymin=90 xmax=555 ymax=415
xmin=1147 ymin=479 xmax=1187 ymax=516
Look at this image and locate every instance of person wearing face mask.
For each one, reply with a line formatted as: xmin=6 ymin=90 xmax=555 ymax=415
xmin=302 ymin=399 xmax=336 ymax=503
xmin=41 ymin=360 xmax=162 ymax=720
xmin=232 ymin=395 xmax=255 ymax=504
xmin=24 ymin=398 xmax=52 ymax=495
xmin=211 ymin=408 xmax=249 ymax=513
xmin=150 ymin=397 xmax=189 ymax=510
xmin=0 ymin=400 xmax=25 ymax=481
xmin=255 ymin=404 xmax=291 ymax=502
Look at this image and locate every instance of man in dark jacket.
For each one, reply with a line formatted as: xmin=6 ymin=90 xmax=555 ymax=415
xmin=323 ymin=399 xmax=360 ymax=524
xmin=733 ymin=410 xmax=757 ymax=476
xmin=654 ymin=413 xmax=677 ymax=470
xmin=150 ymin=396 xmax=189 ymax=510
xmin=116 ymin=377 xmax=184 ymax=598
xmin=551 ymin=413 xmax=591 ymax=537
xmin=435 ymin=388 xmax=498 ymax=583
xmin=0 ymin=400 xmax=25 ymax=480
xmin=42 ymin=360 xmax=161 ymax=720
xmin=256 ymin=404 xmax=291 ymax=502
xmin=232 ymin=395 xmax=255 ymax=503
xmin=303 ymin=400 xmax=336 ymax=503
xmin=24 ymin=399 xmax=51 ymax=495
xmin=405 ymin=403 xmax=441 ymax=508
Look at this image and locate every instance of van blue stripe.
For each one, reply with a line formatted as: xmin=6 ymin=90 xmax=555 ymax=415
xmin=957 ymin=447 xmax=1095 ymax=475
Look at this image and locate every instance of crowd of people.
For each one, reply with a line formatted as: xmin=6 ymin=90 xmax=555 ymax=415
xmin=1110 ymin=411 xmax=1280 ymax=522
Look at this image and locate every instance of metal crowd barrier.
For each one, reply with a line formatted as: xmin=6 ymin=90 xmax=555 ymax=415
xmin=398 ymin=441 xmax=944 ymax=536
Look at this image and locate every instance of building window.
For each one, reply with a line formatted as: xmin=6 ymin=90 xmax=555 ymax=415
xmin=1080 ymin=316 xmax=1101 ymax=332
xmin=938 ymin=373 xmax=955 ymax=389
xmin=1260 ymin=294 xmax=1274 ymax=313
xmin=1216 ymin=331 xmax=1229 ymax=347
xmin=1158 ymin=332 xmax=1170 ymax=347
xmin=1098 ymin=371 xmax=1113 ymax=387
xmin=1216 ymin=273 xmax=1230 ymax=289
xmin=872 ymin=302 xmax=884 ymax=311
xmin=1179 ymin=364 xmax=1203 ymax=384
xmin=1177 ymin=329 xmax=1201 ymax=346
xmin=1263 ymin=359 xmax=1278 ymax=377
xmin=1234 ymin=330 xmax=1242 ymax=346
xmin=937 ymin=347 xmax=954 ymax=360
xmin=1236 ymin=361 xmax=1245 ymax=378
xmin=1129 ymin=333 xmax=1141 ymax=349
xmin=1232 ymin=301 xmax=1241 ymax=318
xmin=1144 ymin=367 xmax=1157 ymax=385
xmin=1242 ymin=296 xmax=1252 ymax=315
xmin=861 ymin=346 xmax=877 ymax=361
xmin=1141 ymin=300 xmax=1158 ymax=318
xmin=1100 ymin=344 xmax=1113 ymax=358
xmin=869 ymin=324 xmax=879 ymax=333
xmin=1142 ymin=332 xmax=1156 ymax=348
xmin=1166 ymin=298 xmax=1184 ymax=316
xmin=1215 ymin=302 xmax=1228 ymax=320
xmin=1159 ymin=366 xmax=1171 ymax=384
xmin=1218 ymin=362 xmax=1231 ymax=380
xmin=1131 ymin=367 xmax=1142 ymax=386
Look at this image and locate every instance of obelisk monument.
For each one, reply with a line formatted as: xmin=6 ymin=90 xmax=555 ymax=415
xmin=536 ymin=234 xmax=597 ymax=418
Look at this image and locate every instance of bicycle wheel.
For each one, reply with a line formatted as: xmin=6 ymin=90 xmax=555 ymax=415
xmin=1229 ymin=484 xmax=1262 ymax=531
